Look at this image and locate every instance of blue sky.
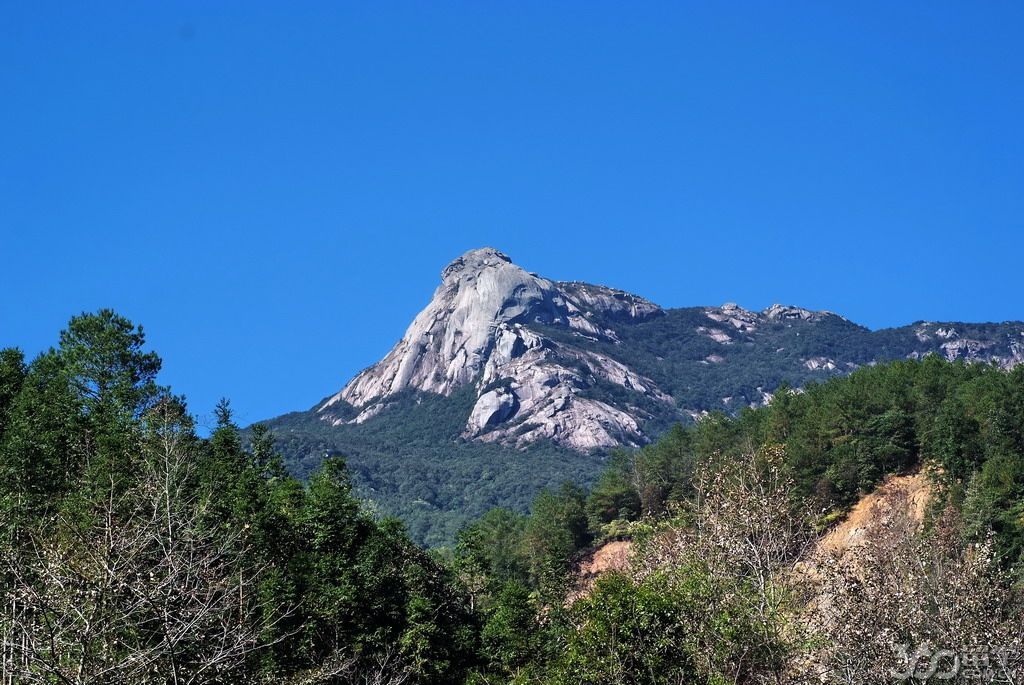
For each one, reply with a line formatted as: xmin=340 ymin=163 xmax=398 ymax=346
xmin=2 ymin=2 xmax=1023 ymax=428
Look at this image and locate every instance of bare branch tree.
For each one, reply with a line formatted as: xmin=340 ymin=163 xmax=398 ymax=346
xmin=1 ymin=401 xmax=290 ymax=684
xmin=634 ymin=445 xmax=820 ymax=684
xmin=279 ymin=643 xmax=413 ymax=685
xmin=804 ymin=495 xmax=1023 ymax=684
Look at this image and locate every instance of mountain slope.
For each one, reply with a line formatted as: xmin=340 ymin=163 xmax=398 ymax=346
xmin=259 ymin=247 xmax=1024 ymax=545
xmin=262 ymin=388 xmax=596 ymax=547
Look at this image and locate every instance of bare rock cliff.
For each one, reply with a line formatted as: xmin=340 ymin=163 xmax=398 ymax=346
xmin=318 ymin=248 xmax=669 ymax=451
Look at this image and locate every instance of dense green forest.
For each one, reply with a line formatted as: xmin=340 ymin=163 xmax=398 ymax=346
xmin=3 ymin=311 xmax=1022 ymax=682
xmin=259 ymin=393 xmax=597 ymax=548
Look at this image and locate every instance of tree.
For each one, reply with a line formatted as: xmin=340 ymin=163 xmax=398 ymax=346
xmin=0 ymin=348 xmax=26 ymax=441
xmin=454 ymin=508 xmax=528 ymax=610
xmin=58 ymin=309 xmax=162 ymax=421
xmin=0 ymin=397 xmax=285 ymax=684
xmin=250 ymin=422 xmax=288 ymax=480
xmin=807 ymin=499 xmax=1022 ymax=683
xmin=522 ymin=484 xmax=589 ymax=594
xmin=930 ymin=394 xmax=984 ymax=482
xmin=962 ymin=452 xmax=1024 ymax=569
xmin=0 ymin=350 xmax=81 ymax=524
xmin=632 ymin=445 xmax=816 ymax=683
xmin=478 ymin=580 xmax=544 ymax=680
xmin=586 ymin=450 xmax=641 ymax=530
xmin=551 ymin=572 xmax=701 ymax=685
xmin=858 ymin=408 xmax=916 ymax=484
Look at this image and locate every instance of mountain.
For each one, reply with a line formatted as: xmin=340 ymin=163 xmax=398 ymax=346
xmin=259 ymin=247 xmax=1024 ymax=545
xmin=321 ymin=247 xmax=668 ymax=451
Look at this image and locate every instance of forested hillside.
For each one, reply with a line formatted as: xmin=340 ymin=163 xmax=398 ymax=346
xmin=3 ymin=312 xmax=1022 ymax=683
xmin=0 ymin=312 xmax=476 ymax=683
xmin=261 ymin=392 xmax=596 ymax=547
xmin=451 ymin=355 xmax=1024 ymax=683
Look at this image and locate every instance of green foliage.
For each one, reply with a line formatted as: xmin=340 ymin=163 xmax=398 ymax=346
xmin=0 ymin=350 xmax=80 ymax=524
xmin=586 ymin=450 xmax=641 ymax=529
xmin=549 ymin=571 xmax=700 ymax=685
xmin=522 ymin=483 xmax=590 ymax=594
xmin=963 ymin=452 xmax=1024 ymax=565
xmin=549 ymin=563 xmax=781 ymax=685
xmin=0 ymin=347 xmax=26 ymax=439
xmin=58 ymin=308 xmax=162 ymax=421
xmin=455 ymin=507 xmax=529 ymax=599
xmin=0 ymin=311 xmax=476 ymax=684
xmin=259 ymin=389 xmax=604 ymax=547
xmin=478 ymin=581 xmax=545 ymax=680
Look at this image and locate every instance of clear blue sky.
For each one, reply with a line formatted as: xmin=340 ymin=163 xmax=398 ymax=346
xmin=3 ymin=2 xmax=1023 ymax=428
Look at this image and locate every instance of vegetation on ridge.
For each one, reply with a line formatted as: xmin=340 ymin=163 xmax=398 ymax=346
xmin=267 ymin=302 xmax=1024 ymax=547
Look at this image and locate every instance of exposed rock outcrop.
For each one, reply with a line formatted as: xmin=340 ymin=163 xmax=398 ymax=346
xmin=558 ymin=281 xmax=664 ymax=326
xmin=318 ymin=248 xmax=669 ymax=451
xmin=908 ymin=323 xmax=1024 ymax=369
xmin=699 ymin=302 xmax=843 ymax=337
xmin=763 ymin=303 xmax=833 ymax=322
xmin=465 ymin=386 xmax=518 ymax=434
xmin=706 ymin=303 xmax=760 ymax=331
xmin=324 ymin=248 xmax=566 ymax=408
xmin=804 ymin=357 xmax=837 ymax=371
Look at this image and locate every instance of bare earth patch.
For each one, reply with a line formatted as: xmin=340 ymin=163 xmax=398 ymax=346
xmin=816 ymin=471 xmax=931 ymax=561
xmin=567 ymin=539 xmax=633 ymax=603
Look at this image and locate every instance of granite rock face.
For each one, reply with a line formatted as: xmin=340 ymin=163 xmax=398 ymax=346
xmin=325 ymin=248 xmax=560 ymax=407
xmin=909 ymin=322 xmax=1024 ymax=369
xmin=319 ymin=248 xmax=668 ymax=450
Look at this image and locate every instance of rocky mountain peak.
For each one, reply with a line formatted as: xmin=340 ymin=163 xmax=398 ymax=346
xmin=440 ymin=247 xmax=513 ymax=282
xmin=321 ymin=248 xmax=561 ymax=411
xmin=317 ymin=248 xmax=670 ymax=450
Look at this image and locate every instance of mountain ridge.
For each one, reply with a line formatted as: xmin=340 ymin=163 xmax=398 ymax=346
xmin=312 ymin=247 xmax=1024 ymax=451
xmin=259 ymin=247 xmax=1024 ymax=545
